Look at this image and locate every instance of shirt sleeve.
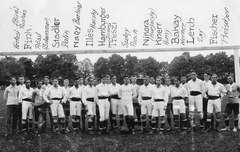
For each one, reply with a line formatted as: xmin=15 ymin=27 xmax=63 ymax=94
xmin=3 ymin=87 xmax=8 ymax=100
xmin=43 ymin=88 xmax=51 ymax=103
xmin=19 ymin=89 xmax=23 ymax=103
xmin=220 ymin=84 xmax=227 ymax=97
xmin=118 ymin=86 xmax=122 ymax=99
xmin=164 ymin=87 xmax=168 ymax=106
xmin=138 ymin=86 xmax=142 ymax=104
xmin=132 ymin=85 xmax=137 ymax=98
xmin=82 ymin=88 xmax=87 ymax=105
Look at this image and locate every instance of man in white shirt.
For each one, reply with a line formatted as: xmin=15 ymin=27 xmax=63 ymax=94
xmin=43 ymin=77 xmax=66 ymax=134
xmin=119 ymin=76 xmax=137 ymax=134
xmin=221 ymin=75 xmax=240 ymax=132
xmin=62 ymin=79 xmax=70 ymax=133
xmin=19 ymin=79 xmax=34 ymax=134
xmin=203 ymin=74 xmax=226 ymax=132
xmin=131 ymin=76 xmax=141 ymax=128
xmin=138 ymin=75 xmax=154 ymax=132
xmin=109 ymin=75 xmax=123 ymax=129
xmin=95 ymin=75 xmax=110 ymax=134
xmin=82 ymin=77 xmax=97 ymax=135
xmin=42 ymin=76 xmax=52 ymax=132
xmin=202 ymin=72 xmax=214 ymax=131
xmin=63 ymin=78 xmax=82 ymax=134
xmin=171 ymin=77 xmax=188 ymax=132
xmin=17 ymin=75 xmax=25 ymax=133
xmin=187 ymin=70 xmax=205 ymax=131
xmin=180 ymin=74 xmax=189 ymax=129
xmin=3 ymin=76 xmax=20 ymax=136
xmin=79 ymin=77 xmax=87 ymax=132
xmin=149 ymin=76 xmax=168 ymax=134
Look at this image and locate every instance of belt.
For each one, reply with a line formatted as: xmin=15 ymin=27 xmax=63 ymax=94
xmin=142 ymin=97 xmax=152 ymax=100
xmin=111 ymin=95 xmax=120 ymax=99
xmin=51 ymin=98 xmax=62 ymax=100
xmin=86 ymin=98 xmax=94 ymax=102
xmin=190 ymin=91 xmax=201 ymax=96
xmin=173 ymin=97 xmax=184 ymax=100
xmin=98 ymin=96 xmax=108 ymax=99
xmin=71 ymin=97 xmax=81 ymax=101
xmin=154 ymin=99 xmax=164 ymax=102
xmin=23 ymin=98 xmax=32 ymax=102
xmin=208 ymin=96 xmax=220 ymax=100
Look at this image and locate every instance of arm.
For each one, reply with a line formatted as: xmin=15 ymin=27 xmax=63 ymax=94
xmin=132 ymin=86 xmax=137 ymax=99
xmin=19 ymin=89 xmax=23 ymax=103
xmin=138 ymin=86 xmax=142 ymax=105
xmin=164 ymin=88 xmax=168 ymax=107
xmin=220 ymin=84 xmax=227 ymax=98
xmin=32 ymin=90 xmax=37 ymax=103
xmin=43 ymin=88 xmax=51 ymax=103
xmin=3 ymin=88 xmax=8 ymax=100
xmin=118 ymin=87 xmax=122 ymax=99
xmin=82 ymin=88 xmax=87 ymax=105
xmin=201 ymin=81 xmax=205 ymax=98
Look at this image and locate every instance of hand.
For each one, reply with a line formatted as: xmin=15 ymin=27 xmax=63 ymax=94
xmin=164 ymin=105 xmax=167 ymax=110
xmin=49 ymin=100 xmax=53 ymax=104
xmin=60 ymin=100 xmax=63 ymax=104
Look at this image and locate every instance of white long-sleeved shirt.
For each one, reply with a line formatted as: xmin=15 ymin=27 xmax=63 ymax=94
xmin=108 ymin=83 xmax=121 ymax=96
xmin=153 ymin=85 xmax=168 ymax=106
xmin=95 ymin=83 xmax=109 ymax=97
xmin=170 ymin=86 xmax=188 ymax=98
xmin=205 ymin=82 xmax=226 ymax=98
xmin=82 ymin=85 xmax=96 ymax=105
xmin=165 ymin=85 xmax=173 ymax=103
xmin=64 ymin=86 xmax=83 ymax=102
xmin=19 ymin=87 xmax=34 ymax=103
xmin=119 ymin=84 xmax=136 ymax=105
xmin=138 ymin=84 xmax=154 ymax=104
xmin=43 ymin=85 xmax=65 ymax=103
xmin=3 ymin=85 xmax=19 ymax=105
xmin=187 ymin=78 xmax=205 ymax=96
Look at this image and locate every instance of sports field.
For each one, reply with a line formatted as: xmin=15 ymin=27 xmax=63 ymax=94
xmin=0 ymin=90 xmax=239 ymax=152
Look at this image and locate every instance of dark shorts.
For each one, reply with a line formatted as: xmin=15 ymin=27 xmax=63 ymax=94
xmin=225 ymin=103 xmax=239 ymax=115
xmin=203 ymin=98 xmax=208 ymax=114
xmin=62 ymin=101 xmax=70 ymax=116
xmin=165 ymin=103 xmax=173 ymax=115
xmin=133 ymin=103 xmax=140 ymax=107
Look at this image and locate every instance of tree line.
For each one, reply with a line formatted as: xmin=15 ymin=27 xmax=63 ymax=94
xmin=0 ymin=52 xmax=235 ymax=86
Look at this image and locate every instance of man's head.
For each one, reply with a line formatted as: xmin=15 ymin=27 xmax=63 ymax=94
xmin=18 ymin=75 xmax=24 ymax=84
xmin=131 ymin=75 xmax=137 ymax=84
xmin=25 ymin=78 xmax=31 ymax=88
xmin=150 ymin=77 xmax=155 ymax=84
xmin=52 ymin=77 xmax=59 ymax=87
xmin=165 ymin=76 xmax=171 ymax=86
xmin=106 ymin=75 xmax=110 ymax=84
xmin=211 ymin=74 xmax=218 ymax=84
xmin=79 ymin=77 xmax=84 ymax=85
xmin=174 ymin=77 xmax=180 ymax=87
xmin=204 ymin=72 xmax=210 ymax=81
xmin=37 ymin=80 xmax=43 ymax=89
xmin=227 ymin=75 xmax=234 ymax=84
xmin=181 ymin=74 xmax=187 ymax=84
xmin=64 ymin=79 xmax=69 ymax=87
xmin=111 ymin=75 xmax=117 ymax=84
xmin=101 ymin=75 xmax=106 ymax=84
xmin=123 ymin=76 xmax=129 ymax=85
xmin=88 ymin=77 xmax=94 ymax=86
xmin=144 ymin=75 xmax=150 ymax=86
xmin=156 ymin=76 xmax=162 ymax=85
xmin=44 ymin=76 xmax=50 ymax=85
xmin=191 ymin=70 xmax=197 ymax=80
xmin=10 ymin=76 xmax=17 ymax=86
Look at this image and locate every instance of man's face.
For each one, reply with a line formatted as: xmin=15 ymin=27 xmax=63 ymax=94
xmin=131 ymin=77 xmax=137 ymax=84
xmin=123 ymin=77 xmax=129 ymax=84
xmin=37 ymin=82 xmax=43 ymax=88
xmin=106 ymin=77 xmax=110 ymax=84
xmin=227 ymin=76 xmax=233 ymax=84
xmin=44 ymin=78 xmax=49 ymax=85
xmin=111 ymin=76 xmax=116 ymax=84
xmin=156 ymin=78 xmax=162 ymax=85
xmin=211 ymin=75 xmax=217 ymax=83
xmin=174 ymin=79 xmax=180 ymax=86
xmin=64 ymin=80 xmax=69 ymax=86
xmin=165 ymin=78 xmax=170 ymax=85
xmin=79 ymin=78 xmax=83 ymax=84
xmin=204 ymin=74 xmax=210 ymax=81
xmin=150 ymin=77 xmax=155 ymax=84
xmin=181 ymin=77 xmax=186 ymax=84
xmin=191 ymin=72 xmax=197 ymax=80
xmin=10 ymin=78 xmax=16 ymax=85
xmin=144 ymin=76 xmax=149 ymax=85
xmin=19 ymin=77 xmax=24 ymax=84
xmin=25 ymin=80 xmax=31 ymax=87
xmin=53 ymin=79 xmax=58 ymax=86
xmin=88 ymin=78 xmax=94 ymax=86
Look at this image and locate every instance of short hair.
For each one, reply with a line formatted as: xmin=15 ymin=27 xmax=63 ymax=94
xmin=110 ymin=75 xmax=116 ymax=79
xmin=10 ymin=76 xmax=16 ymax=80
xmin=101 ymin=74 xmax=106 ymax=79
xmin=181 ymin=74 xmax=187 ymax=78
xmin=190 ymin=70 xmax=196 ymax=74
xmin=156 ymin=76 xmax=162 ymax=80
xmin=44 ymin=76 xmax=49 ymax=80
xmin=204 ymin=72 xmax=210 ymax=76
xmin=25 ymin=78 xmax=30 ymax=82
xmin=105 ymin=74 xmax=110 ymax=78
xmin=64 ymin=79 xmax=69 ymax=82
xmin=88 ymin=77 xmax=93 ymax=81
xmin=123 ymin=75 xmax=129 ymax=79
xmin=227 ymin=75 xmax=233 ymax=79
xmin=36 ymin=80 xmax=43 ymax=84
xmin=53 ymin=77 xmax=58 ymax=81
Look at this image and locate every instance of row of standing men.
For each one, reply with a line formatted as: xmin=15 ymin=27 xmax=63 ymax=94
xmin=3 ymin=71 xmax=240 ymax=136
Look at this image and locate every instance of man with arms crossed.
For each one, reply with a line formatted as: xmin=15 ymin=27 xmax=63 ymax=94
xmin=119 ymin=76 xmax=137 ymax=134
xmin=221 ymin=75 xmax=240 ymax=132
xmin=3 ymin=76 xmax=20 ymax=137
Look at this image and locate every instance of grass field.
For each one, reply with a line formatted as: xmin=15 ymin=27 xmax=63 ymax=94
xmin=0 ymin=90 xmax=239 ymax=152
